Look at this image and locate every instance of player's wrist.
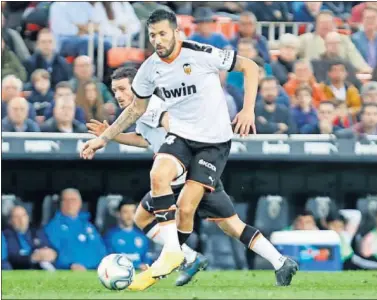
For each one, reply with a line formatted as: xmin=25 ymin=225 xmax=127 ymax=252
xmin=100 ymin=135 xmax=110 ymax=144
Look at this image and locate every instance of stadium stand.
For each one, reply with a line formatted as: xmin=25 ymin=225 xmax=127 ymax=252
xmin=2 ymin=1 xmax=377 ymax=272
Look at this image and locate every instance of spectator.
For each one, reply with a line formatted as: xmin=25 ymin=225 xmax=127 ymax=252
xmin=284 ymin=60 xmax=326 ymax=108
xmin=43 ymin=82 xmax=86 ymax=124
xmin=189 ymin=7 xmax=230 ymax=49
xmin=349 ymin=103 xmax=377 ymax=136
xmin=292 ymin=85 xmax=318 ymax=133
xmin=361 ymin=81 xmax=377 ymax=105
xmin=3 ymin=206 xmax=56 ymax=270
xmin=104 ymin=199 xmax=151 ymax=271
xmin=230 ymin=11 xmax=271 ymax=63
xmin=255 ymin=77 xmax=296 ymax=134
xmin=27 ymin=69 xmax=54 ymax=122
xmin=44 ymin=189 xmax=107 ymax=270
xmin=271 ymin=33 xmax=300 ymax=86
xmin=41 ymin=95 xmax=87 ymax=133
xmin=92 ymin=2 xmax=141 ymax=46
xmin=299 ymin=10 xmax=371 ymax=73
xmin=321 ymin=60 xmax=362 ymax=116
xmin=219 ymin=70 xmax=243 ymax=120
xmin=1 ymin=75 xmax=37 ymax=120
xmin=360 ymin=212 xmax=377 ymax=261
xmin=2 ymin=97 xmax=40 ymax=132
xmin=327 ymin=213 xmax=377 ymax=270
xmin=69 ymin=56 xmax=115 ymax=105
xmin=351 ymin=7 xmax=377 ymax=70
xmin=1 ymin=38 xmax=27 ymax=81
xmin=246 ymin=2 xmax=292 ymax=23
xmin=227 ymin=39 xmax=266 ymax=94
xmin=24 ymin=28 xmax=72 ymax=89
xmin=2 ymin=232 xmax=12 ymax=270
xmin=49 ymin=2 xmax=111 ymax=57
xmin=350 ymin=2 xmax=377 ymax=28
xmin=2 ymin=13 xmax=30 ymax=62
xmin=311 ymin=32 xmax=362 ymax=89
xmin=255 ymin=59 xmax=291 ymax=108
xmin=301 ymin=101 xmax=342 ymax=134
xmin=293 ymin=1 xmax=323 ymax=22
xmin=285 ymin=211 xmax=319 ymax=231
xmin=76 ymin=80 xmax=108 ymax=122
xmin=333 ymin=100 xmax=354 ymax=129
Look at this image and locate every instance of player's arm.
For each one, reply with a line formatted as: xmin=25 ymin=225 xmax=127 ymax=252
xmin=99 ymin=96 xmax=149 ymax=143
xmin=87 ymin=120 xmax=149 ymax=148
xmin=232 ymin=56 xmax=259 ymax=114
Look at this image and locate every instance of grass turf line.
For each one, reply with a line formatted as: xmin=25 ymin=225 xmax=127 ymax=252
xmin=2 ymin=270 xmax=377 ymax=299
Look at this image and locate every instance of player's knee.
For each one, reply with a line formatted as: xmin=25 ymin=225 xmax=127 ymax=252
xmin=150 ymin=169 xmax=169 ymax=191
xmin=177 ymin=203 xmax=195 ymax=220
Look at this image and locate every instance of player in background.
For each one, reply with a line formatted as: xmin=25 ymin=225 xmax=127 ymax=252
xmin=81 ymin=8 xmax=257 ymax=279
xmin=87 ymin=67 xmax=298 ymax=290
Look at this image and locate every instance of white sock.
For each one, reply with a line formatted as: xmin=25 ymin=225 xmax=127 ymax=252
xmin=159 ymin=222 xmax=181 ymax=252
xmin=181 ymin=243 xmax=197 ymax=264
xmin=145 ymin=224 xmax=164 ymax=246
xmin=251 ymin=234 xmax=286 ymax=270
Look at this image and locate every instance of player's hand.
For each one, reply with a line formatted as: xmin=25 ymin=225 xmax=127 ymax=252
xmin=232 ymin=108 xmax=256 ymax=137
xmin=87 ymin=119 xmax=110 ymax=137
xmin=71 ymin=263 xmax=86 ymax=271
xmin=80 ymin=137 xmax=107 ymax=160
xmin=38 ymin=248 xmax=57 ymax=262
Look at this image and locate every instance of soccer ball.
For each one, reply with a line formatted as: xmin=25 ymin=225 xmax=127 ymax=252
xmin=97 ymin=254 xmax=135 ymax=290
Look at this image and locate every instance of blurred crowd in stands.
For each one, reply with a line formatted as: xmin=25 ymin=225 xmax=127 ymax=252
xmin=1 ymin=190 xmax=376 ymax=271
xmin=1 ymin=1 xmax=377 ymax=136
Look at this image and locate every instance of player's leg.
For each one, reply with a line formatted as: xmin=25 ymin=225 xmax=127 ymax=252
xmin=176 ymin=140 xmax=231 ymax=246
xmin=203 ymin=190 xmax=298 ymax=286
xmin=150 ymin=134 xmax=193 ymax=278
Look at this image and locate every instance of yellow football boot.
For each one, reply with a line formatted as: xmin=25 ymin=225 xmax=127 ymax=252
xmin=127 ymin=267 xmax=158 ymax=291
xmin=151 ymin=250 xmax=185 ymax=278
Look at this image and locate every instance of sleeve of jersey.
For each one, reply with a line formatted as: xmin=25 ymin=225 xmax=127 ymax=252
xmin=131 ymin=62 xmax=155 ymax=99
xmin=205 ymin=47 xmax=237 ymax=72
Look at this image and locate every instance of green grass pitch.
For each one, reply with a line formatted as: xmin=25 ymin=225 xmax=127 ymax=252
xmin=2 ymin=270 xmax=377 ymax=299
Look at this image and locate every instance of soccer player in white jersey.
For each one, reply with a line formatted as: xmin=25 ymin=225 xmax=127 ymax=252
xmin=81 ymin=8 xmax=271 ymax=279
xmin=87 ymin=67 xmax=298 ymax=290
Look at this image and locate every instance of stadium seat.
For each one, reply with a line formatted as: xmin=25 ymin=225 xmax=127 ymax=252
xmin=107 ymin=47 xmax=145 ymax=69
xmin=254 ymin=195 xmax=290 ymax=238
xmin=356 ymin=195 xmax=377 ymax=236
xmin=200 ymin=220 xmax=246 ymax=270
xmin=41 ymin=194 xmax=89 ymax=225
xmin=95 ymin=194 xmax=124 ymax=234
xmin=305 ymin=196 xmax=338 ymax=227
xmin=252 ymin=195 xmax=289 ymax=270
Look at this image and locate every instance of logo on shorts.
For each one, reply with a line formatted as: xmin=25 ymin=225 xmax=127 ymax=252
xmin=208 ymin=176 xmax=215 ymax=185
xmin=165 ymin=135 xmax=176 ymax=145
xmin=199 ymin=159 xmax=216 ymax=172
xmin=155 ymin=212 xmax=168 ymax=221
xmin=183 ymin=63 xmax=192 ymax=75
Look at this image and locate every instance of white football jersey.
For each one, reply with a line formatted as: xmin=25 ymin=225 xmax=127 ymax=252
xmin=135 ymin=94 xmax=186 ymax=186
xmin=131 ymin=40 xmax=236 ymax=144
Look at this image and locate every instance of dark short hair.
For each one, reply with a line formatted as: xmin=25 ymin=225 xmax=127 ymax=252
xmin=361 ymin=103 xmax=377 ymax=115
xmin=319 ymin=100 xmax=336 ymax=108
xmin=295 ymin=85 xmax=312 ymax=97
xmin=31 ymin=69 xmax=50 ymax=83
xmin=147 ymin=8 xmax=177 ymax=29
xmin=111 ymin=67 xmax=138 ymax=83
xmin=296 ymin=210 xmax=314 ymax=219
xmin=328 ymin=59 xmax=346 ymax=72
xmin=260 ymin=76 xmax=278 ymax=88
xmin=55 ymin=81 xmax=73 ymax=92
xmin=118 ymin=198 xmax=137 ymax=211
xmin=326 ymin=212 xmax=346 ymax=224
